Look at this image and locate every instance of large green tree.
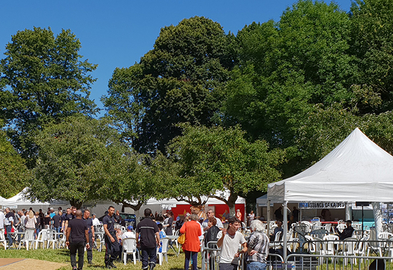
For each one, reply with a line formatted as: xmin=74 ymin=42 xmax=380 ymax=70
xmin=103 ymin=16 xmax=236 ymax=154
xmin=30 ymin=116 xmax=119 ymax=208
xmin=0 ymin=27 xmax=98 ymax=167
xmin=0 ymin=121 xmax=30 ymax=198
xmin=167 ymin=125 xmax=285 ymax=215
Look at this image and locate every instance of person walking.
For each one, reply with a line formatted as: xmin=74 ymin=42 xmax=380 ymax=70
xmin=217 ymin=216 xmax=247 ymax=270
xmin=103 ymin=206 xmax=120 ymax=269
xmin=4 ymin=208 xmax=14 ymax=247
xmin=83 ymin=209 xmax=95 ymax=265
xmin=66 ymin=210 xmax=90 ymax=270
xmin=247 ymin=220 xmax=269 ymax=270
xmin=136 ymin=208 xmax=160 ymax=270
xmin=180 ymin=214 xmax=202 ymax=270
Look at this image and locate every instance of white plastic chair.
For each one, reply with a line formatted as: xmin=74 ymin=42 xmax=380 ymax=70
xmin=35 ymin=229 xmax=48 ymax=249
xmin=354 ymin=235 xmax=369 ymax=263
xmin=343 ymin=237 xmax=358 ymax=265
xmin=19 ymin=229 xmax=35 ymax=250
xmin=122 ymin=238 xmax=137 ymax=265
xmin=157 ymin=238 xmax=169 ymax=265
xmin=322 ymin=234 xmax=339 ymax=263
xmin=336 ymin=221 xmax=347 ymax=233
xmin=0 ymin=230 xmax=7 ymax=250
xmin=46 ymin=229 xmax=58 ymax=249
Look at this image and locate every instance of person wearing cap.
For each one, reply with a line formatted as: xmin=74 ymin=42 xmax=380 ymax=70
xmin=92 ymin=213 xmax=101 ymax=226
xmin=121 ymin=225 xmax=136 ymax=262
xmin=338 ymin=220 xmax=355 ymax=240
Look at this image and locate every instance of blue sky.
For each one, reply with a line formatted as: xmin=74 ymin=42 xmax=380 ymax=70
xmin=1 ymin=0 xmax=352 ymax=116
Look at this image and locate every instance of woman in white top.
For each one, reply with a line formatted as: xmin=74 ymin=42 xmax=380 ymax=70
xmin=25 ymin=210 xmax=37 ymax=229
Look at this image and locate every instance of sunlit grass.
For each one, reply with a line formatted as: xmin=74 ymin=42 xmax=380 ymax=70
xmin=0 ymin=247 xmax=190 ymax=270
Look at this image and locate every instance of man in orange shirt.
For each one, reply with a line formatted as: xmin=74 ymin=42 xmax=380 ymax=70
xmin=180 ymin=214 xmax=202 ymax=270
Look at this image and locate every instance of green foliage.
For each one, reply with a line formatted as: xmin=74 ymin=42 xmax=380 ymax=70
xmin=0 ymin=27 xmax=98 ymax=167
xmin=30 ymin=115 xmax=119 ymax=208
xmin=0 ymin=128 xmax=30 ymax=198
xmin=103 ymin=17 xmax=236 ymax=154
xmin=350 ymin=0 xmax=393 ymax=113
xmin=167 ymin=125 xmax=285 ymax=214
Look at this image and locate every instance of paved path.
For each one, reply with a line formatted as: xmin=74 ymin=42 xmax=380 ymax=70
xmin=0 ymin=258 xmax=67 ymax=269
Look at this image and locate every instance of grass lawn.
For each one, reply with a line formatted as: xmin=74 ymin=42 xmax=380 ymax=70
xmin=0 ymin=247 xmax=191 ymax=270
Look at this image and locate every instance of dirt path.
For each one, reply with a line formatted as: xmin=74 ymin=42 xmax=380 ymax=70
xmin=0 ymin=258 xmax=67 ymax=269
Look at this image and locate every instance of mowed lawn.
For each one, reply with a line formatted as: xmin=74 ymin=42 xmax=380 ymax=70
xmin=0 ymin=248 xmax=191 ymax=270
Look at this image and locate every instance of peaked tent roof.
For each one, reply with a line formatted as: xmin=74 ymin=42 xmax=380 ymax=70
xmin=268 ymin=128 xmax=393 ymax=203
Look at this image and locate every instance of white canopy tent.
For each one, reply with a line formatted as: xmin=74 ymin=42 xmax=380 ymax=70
xmin=267 ymin=128 xmax=393 ymax=260
xmin=268 ymin=128 xmax=393 ymax=203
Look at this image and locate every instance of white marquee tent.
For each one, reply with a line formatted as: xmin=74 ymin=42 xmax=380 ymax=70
xmin=268 ymin=128 xmax=393 ymax=203
xmin=267 ymin=127 xmax=393 ymax=259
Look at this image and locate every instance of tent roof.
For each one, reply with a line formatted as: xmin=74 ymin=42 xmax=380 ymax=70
xmin=256 ymin=194 xmax=273 ymax=207
xmin=268 ymin=128 xmax=393 ymax=203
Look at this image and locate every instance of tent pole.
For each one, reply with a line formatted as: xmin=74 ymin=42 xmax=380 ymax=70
xmin=267 ymin=200 xmax=271 ymax=236
xmin=283 ymin=201 xmax=288 ymax=263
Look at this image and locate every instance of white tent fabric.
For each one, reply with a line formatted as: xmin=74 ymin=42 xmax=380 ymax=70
xmin=268 ymin=128 xmax=393 ymax=203
xmin=256 ymin=194 xmax=273 ymax=206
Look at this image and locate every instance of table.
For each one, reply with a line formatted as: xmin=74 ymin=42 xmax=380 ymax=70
xmin=163 ymin=235 xmax=180 ymax=256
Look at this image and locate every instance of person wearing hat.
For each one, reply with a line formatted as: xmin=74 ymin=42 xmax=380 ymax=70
xmin=122 ymin=225 xmax=136 ymax=240
xmin=92 ymin=213 xmax=100 ymax=226
xmin=338 ymin=220 xmax=355 ymax=240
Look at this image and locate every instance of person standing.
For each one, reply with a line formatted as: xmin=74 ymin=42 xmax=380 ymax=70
xmin=103 ymin=206 xmax=120 ymax=269
xmin=202 ymin=210 xmax=223 ymax=231
xmin=83 ymin=209 xmax=95 ymax=265
xmin=247 ymin=220 xmax=269 ymax=270
xmin=4 ymin=208 xmax=14 ymax=247
xmin=236 ymin=210 xmax=242 ymax=223
xmin=66 ymin=210 xmax=90 ymax=270
xmin=180 ymin=214 xmax=202 ymax=270
xmin=136 ymin=208 xmax=160 ymax=270
xmin=217 ymin=217 xmax=247 ymax=270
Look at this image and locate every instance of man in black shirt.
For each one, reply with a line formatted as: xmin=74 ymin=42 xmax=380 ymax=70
xmin=338 ymin=220 xmax=355 ymax=240
xmin=83 ymin=209 xmax=95 ymax=265
xmin=66 ymin=209 xmax=89 ymax=270
xmin=136 ymin=208 xmax=160 ymax=270
xmin=103 ymin=206 xmax=120 ymax=269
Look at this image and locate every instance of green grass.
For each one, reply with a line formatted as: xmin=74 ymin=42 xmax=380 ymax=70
xmin=0 ymin=247 xmax=190 ymax=270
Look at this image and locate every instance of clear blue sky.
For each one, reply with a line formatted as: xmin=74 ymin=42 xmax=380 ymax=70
xmin=1 ymin=0 xmax=352 ymax=116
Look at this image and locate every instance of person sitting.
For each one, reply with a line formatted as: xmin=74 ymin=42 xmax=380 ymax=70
xmin=270 ymin=220 xmax=283 ymax=242
xmin=338 ymin=220 xmax=355 ymax=240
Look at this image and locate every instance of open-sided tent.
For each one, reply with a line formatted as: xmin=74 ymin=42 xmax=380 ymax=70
xmin=267 ymin=128 xmax=393 ymax=259
xmin=268 ymin=128 xmax=393 ymax=203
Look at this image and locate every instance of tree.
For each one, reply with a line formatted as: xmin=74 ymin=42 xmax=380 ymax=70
xmin=167 ymin=125 xmax=285 ymax=215
xmin=103 ymin=16 xmax=236 ymax=154
xmin=96 ymin=150 xmax=171 ymax=222
xmin=0 ymin=27 xmax=98 ymax=167
xmin=30 ymin=116 xmax=119 ymax=208
xmin=0 ymin=121 xmax=30 ymax=198
xmin=349 ymin=0 xmax=393 ymax=113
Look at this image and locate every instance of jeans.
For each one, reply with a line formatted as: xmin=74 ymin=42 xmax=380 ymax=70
xmin=247 ymin=262 xmax=267 ymax=270
xmin=185 ymin=250 xmax=198 ymax=270
xmin=141 ymin=247 xmax=157 ymax=270
xmin=69 ymin=241 xmax=85 ymax=270
xmin=6 ymin=225 xmax=12 ymax=246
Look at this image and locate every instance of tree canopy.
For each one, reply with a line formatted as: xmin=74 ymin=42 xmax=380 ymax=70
xmin=30 ymin=116 xmax=120 ymax=208
xmin=103 ymin=16 xmax=236 ymax=154
xmin=167 ymin=125 xmax=285 ymax=214
xmin=0 ymin=27 xmax=97 ymax=167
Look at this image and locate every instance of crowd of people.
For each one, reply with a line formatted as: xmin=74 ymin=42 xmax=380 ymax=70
xmin=0 ymin=206 xmax=272 ymax=270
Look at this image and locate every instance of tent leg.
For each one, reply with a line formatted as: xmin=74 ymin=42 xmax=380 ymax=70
xmin=283 ymin=201 xmax=288 ymax=263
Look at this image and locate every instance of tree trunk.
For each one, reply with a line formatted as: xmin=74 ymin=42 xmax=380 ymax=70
xmin=227 ymin=192 xmax=238 ymax=216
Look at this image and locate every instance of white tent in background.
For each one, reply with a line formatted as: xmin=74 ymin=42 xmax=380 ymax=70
xmin=267 ymin=128 xmax=393 ymax=260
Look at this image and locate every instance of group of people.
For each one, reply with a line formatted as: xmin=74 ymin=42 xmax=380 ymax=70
xmin=179 ymin=209 xmax=269 ymax=270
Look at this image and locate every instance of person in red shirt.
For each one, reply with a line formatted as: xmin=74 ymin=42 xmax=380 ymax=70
xmin=180 ymin=214 xmax=202 ymax=270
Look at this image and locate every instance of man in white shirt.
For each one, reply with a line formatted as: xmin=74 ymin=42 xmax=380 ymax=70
xmin=202 ymin=210 xmax=223 ymax=231
xmin=217 ymin=216 xmax=247 ymax=270
xmin=92 ymin=213 xmax=101 ymax=226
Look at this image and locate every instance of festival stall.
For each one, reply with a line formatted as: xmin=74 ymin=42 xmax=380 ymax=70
xmin=267 ymin=128 xmax=393 ymax=258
